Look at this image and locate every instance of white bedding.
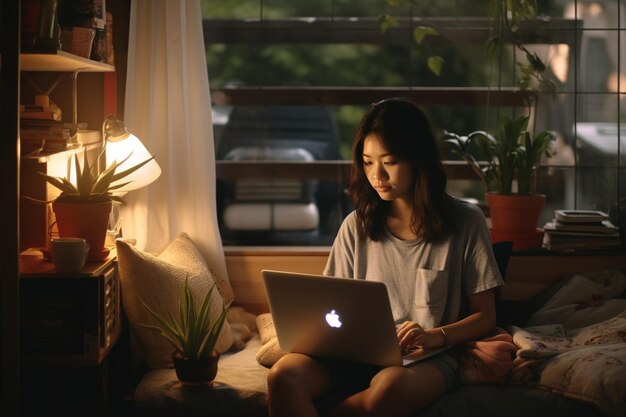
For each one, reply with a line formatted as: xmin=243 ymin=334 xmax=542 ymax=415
xmin=507 ymin=270 xmax=626 ymax=417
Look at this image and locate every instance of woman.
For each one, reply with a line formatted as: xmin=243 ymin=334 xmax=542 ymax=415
xmin=267 ymin=98 xmax=504 ymax=417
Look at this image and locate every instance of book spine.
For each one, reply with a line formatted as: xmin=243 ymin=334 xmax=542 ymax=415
xmin=20 ymin=105 xmax=62 ymax=121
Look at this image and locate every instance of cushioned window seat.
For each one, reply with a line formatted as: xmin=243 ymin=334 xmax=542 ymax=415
xmin=132 ymin=332 xmax=602 ymax=417
xmin=118 ymin=239 xmax=625 ymax=417
xmin=134 ymin=335 xmax=268 ymax=417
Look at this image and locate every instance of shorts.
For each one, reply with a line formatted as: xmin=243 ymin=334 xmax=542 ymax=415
xmin=406 ymin=352 xmax=458 ymax=392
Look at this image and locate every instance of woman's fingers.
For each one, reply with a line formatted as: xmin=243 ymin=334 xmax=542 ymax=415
xmin=397 ymin=323 xmax=425 ymax=350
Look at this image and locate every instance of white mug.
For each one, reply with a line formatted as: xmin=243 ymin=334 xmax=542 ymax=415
xmin=51 ymin=238 xmax=90 ymax=273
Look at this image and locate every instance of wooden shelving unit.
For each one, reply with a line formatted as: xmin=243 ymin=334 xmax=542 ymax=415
xmin=19 ymin=50 xmax=115 ymax=251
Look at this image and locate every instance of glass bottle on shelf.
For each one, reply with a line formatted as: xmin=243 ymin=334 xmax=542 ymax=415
xmin=34 ymin=0 xmax=61 ymax=51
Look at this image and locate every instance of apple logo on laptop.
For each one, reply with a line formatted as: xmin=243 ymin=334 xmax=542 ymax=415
xmin=325 ymin=310 xmax=342 ymax=328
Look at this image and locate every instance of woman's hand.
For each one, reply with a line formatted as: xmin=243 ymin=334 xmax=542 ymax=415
xmin=397 ymin=321 xmax=442 ymax=353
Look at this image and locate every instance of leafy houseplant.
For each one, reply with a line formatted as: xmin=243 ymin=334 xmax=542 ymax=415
xmin=444 ymin=114 xmax=554 ymax=249
xmin=444 ymin=114 xmax=553 ymax=196
xmin=39 ymin=149 xmax=155 ymax=260
xmin=141 ymin=277 xmax=232 ymax=385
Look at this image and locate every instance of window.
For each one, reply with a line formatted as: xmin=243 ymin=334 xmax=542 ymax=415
xmin=203 ymin=0 xmax=625 ymax=246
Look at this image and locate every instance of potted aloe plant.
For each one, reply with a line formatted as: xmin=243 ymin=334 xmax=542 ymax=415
xmin=141 ymin=277 xmax=231 ymax=385
xmin=38 ymin=149 xmax=154 ymax=260
xmin=444 ymin=114 xmax=554 ymax=249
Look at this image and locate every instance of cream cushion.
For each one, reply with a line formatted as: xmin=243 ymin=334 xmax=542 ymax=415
xmin=116 ymin=233 xmax=234 ymax=369
xmin=255 ymin=313 xmax=287 ymax=367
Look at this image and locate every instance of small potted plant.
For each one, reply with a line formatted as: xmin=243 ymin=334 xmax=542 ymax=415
xmin=34 ymin=149 xmax=154 ymax=260
xmin=140 ymin=277 xmax=232 ymax=385
xmin=444 ymin=114 xmax=554 ymax=249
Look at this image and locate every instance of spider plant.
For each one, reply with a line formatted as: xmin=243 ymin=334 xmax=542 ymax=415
xmin=140 ymin=277 xmax=231 ymax=360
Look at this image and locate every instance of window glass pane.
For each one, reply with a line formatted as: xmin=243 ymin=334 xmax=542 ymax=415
xmin=519 ymin=39 xmax=577 ymax=93
xmin=577 ymin=93 xmax=620 ymax=123
xmin=574 ymin=167 xmax=620 ymax=212
xmin=202 ymin=0 xmax=626 ymax=246
xmin=538 ymin=166 xmax=577 ymax=224
xmin=576 ymin=121 xmax=622 ymax=167
xmin=536 ymin=93 xmax=576 ymax=149
xmin=577 ymin=30 xmax=620 ymax=93
xmin=567 ymin=0 xmax=625 ymax=30
xmin=446 ymin=178 xmax=486 ymax=204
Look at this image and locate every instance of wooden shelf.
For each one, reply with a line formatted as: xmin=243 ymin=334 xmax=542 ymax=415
xmin=19 ymin=247 xmax=117 ymax=277
xmin=21 ymin=142 xmax=100 ymax=163
xmin=20 ymin=50 xmax=114 ymax=72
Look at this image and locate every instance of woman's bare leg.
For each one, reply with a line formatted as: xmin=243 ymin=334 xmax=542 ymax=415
xmin=325 ymin=362 xmax=447 ymax=417
xmin=267 ymin=353 xmax=332 ymax=417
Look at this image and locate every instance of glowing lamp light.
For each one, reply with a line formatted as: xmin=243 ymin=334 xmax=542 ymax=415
xmin=102 ymin=115 xmax=162 ymax=193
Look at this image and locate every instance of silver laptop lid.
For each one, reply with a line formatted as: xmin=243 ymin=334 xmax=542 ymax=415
xmin=262 ymin=269 xmax=403 ymax=367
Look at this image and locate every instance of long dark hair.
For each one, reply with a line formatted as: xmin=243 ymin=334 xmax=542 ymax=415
xmin=349 ymin=98 xmax=452 ymax=242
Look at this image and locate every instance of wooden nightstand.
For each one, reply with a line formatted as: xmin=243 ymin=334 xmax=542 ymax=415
xmin=19 ymin=248 xmax=127 ymax=417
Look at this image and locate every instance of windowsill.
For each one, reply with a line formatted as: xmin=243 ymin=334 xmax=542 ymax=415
xmin=224 ymin=246 xmax=331 ymax=255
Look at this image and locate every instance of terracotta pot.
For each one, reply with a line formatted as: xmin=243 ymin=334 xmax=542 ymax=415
xmin=486 ymin=193 xmax=546 ymax=251
xmin=487 ymin=193 xmax=546 ymax=233
xmin=172 ymin=352 xmax=220 ymax=386
xmin=52 ymin=199 xmax=112 ymax=261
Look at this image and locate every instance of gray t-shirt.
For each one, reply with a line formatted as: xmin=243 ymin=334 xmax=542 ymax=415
xmin=323 ymin=197 xmax=504 ymax=330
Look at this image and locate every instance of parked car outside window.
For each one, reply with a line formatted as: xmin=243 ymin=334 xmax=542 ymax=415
xmin=214 ymin=105 xmax=346 ymax=246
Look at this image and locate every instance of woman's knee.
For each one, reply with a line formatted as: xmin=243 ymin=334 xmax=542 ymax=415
xmin=364 ymin=365 xmax=446 ymax=416
xmin=267 ymin=353 xmax=329 ymax=396
xmin=364 ymin=367 xmax=412 ymax=410
xmin=267 ymin=354 xmax=301 ymax=391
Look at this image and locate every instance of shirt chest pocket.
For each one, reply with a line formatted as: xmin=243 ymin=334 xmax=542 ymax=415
xmin=414 ymin=268 xmax=449 ymax=310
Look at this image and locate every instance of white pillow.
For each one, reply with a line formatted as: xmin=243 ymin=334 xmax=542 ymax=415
xmin=116 ymin=233 xmax=233 ymax=369
xmin=526 ymin=270 xmax=626 ymax=329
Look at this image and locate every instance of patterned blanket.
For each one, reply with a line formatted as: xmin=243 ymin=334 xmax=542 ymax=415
xmin=458 ymin=270 xmax=626 ymax=417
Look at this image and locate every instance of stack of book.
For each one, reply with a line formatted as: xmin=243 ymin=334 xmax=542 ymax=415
xmin=20 ymin=98 xmax=77 ymax=155
xmin=543 ymin=210 xmax=622 ymax=251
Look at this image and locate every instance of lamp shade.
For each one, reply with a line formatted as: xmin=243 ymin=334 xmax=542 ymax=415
xmin=105 ymin=133 xmax=162 ymax=192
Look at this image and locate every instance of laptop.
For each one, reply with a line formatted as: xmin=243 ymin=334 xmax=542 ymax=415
xmin=262 ymin=269 xmax=449 ymax=367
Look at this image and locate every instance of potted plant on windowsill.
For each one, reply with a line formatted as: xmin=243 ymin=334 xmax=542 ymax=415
xmin=140 ymin=277 xmax=232 ymax=386
xmin=444 ymin=114 xmax=554 ymax=250
xmin=36 ymin=150 xmax=155 ymax=260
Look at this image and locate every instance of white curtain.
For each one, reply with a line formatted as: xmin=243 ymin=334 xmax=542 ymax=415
xmin=122 ymin=0 xmax=228 ymax=281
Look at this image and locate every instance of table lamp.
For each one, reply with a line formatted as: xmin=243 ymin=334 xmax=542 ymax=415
xmin=101 ymin=115 xmax=162 ymax=192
